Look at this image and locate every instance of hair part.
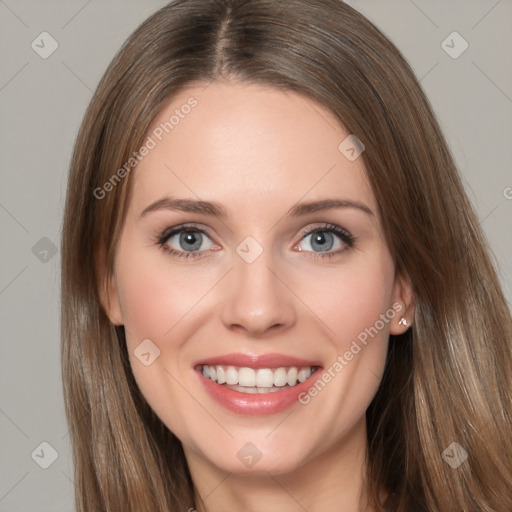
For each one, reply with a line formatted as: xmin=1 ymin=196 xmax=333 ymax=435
xmin=61 ymin=1 xmax=512 ymax=510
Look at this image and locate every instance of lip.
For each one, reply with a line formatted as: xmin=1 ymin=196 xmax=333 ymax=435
xmin=194 ymin=352 xmax=322 ymax=369
xmin=194 ymin=353 xmax=323 ymax=416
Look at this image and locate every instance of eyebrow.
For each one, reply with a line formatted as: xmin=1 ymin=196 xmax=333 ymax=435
xmin=139 ymin=196 xmax=374 ymax=219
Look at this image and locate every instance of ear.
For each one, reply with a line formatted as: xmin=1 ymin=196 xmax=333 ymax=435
xmin=389 ymin=271 xmax=415 ymax=335
xmin=96 ymin=246 xmax=124 ymax=326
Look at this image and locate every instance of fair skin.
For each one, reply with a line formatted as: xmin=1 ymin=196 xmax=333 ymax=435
xmin=101 ymin=81 xmax=414 ymax=512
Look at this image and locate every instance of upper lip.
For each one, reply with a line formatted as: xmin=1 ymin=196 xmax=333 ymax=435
xmin=195 ymin=352 xmax=322 ymax=369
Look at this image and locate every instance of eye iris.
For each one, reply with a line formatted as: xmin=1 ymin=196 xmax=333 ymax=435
xmin=179 ymin=231 xmax=202 ymax=251
xmin=311 ymin=231 xmax=334 ymax=252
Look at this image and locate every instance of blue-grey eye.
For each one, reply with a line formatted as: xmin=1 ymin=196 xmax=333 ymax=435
xmin=166 ymin=229 xmax=214 ymax=252
xmin=298 ymin=229 xmax=349 ymax=253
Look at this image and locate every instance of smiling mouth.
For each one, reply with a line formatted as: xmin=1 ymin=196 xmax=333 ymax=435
xmin=198 ymin=364 xmax=319 ymax=394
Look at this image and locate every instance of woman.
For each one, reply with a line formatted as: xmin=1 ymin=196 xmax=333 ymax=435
xmin=61 ymin=1 xmax=512 ymax=511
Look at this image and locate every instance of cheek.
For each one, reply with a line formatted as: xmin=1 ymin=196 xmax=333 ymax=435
xmin=283 ymin=254 xmax=394 ymax=447
xmin=113 ymin=246 xmax=222 ymax=421
xmin=116 ymin=249 xmax=217 ymax=344
xmin=298 ymin=252 xmax=396 ymax=347
xmin=113 ymin=248 xmax=216 ymax=439
xmin=291 ymin=251 xmax=394 ymax=412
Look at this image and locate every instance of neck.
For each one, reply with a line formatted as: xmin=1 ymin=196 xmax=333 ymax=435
xmin=187 ymin=418 xmax=376 ymax=512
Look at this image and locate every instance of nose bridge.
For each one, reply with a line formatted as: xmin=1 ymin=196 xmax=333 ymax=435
xmin=220 ymin=236 xmax=296 ymax=335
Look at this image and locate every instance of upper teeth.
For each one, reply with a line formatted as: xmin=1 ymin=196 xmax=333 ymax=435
xmin=202 ymin=365 xmax=314 ymax=387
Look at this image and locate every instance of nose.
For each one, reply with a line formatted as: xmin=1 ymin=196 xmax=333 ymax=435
xmin=220 ymin=246 xmax=297 ymax=338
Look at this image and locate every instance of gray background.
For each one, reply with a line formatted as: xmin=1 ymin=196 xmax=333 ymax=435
xmin=0 ymin=1 xmax=510 ymax=510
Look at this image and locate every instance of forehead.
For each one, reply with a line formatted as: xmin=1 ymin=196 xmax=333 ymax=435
xmin=130 ymin=81 xmax=376 ymax=219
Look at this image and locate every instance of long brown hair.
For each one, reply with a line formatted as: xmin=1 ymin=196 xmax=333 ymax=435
xmin=61 ymin=1 xmax=512 ymax=510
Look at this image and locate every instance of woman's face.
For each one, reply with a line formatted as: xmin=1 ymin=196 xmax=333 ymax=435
xmin=102 ymin=81 xmax=412 ymax=476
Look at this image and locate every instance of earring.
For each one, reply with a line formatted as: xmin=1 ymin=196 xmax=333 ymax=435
xmin=398 ymin=317 xmax=408 ymax=327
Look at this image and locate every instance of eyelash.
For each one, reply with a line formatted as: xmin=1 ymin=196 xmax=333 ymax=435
xmin=155 ymin=222 xmax=356 ymax=261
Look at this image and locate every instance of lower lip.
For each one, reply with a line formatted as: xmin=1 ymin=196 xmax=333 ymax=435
xmin=196 ymin=367 xmax=321 ymax=416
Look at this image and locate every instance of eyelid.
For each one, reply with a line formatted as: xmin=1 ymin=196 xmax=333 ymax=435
xmin=296 ymin=222 xmax=352 ymax=241
xmin=158 ymin=222 xmax=217 ymax=244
